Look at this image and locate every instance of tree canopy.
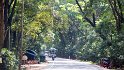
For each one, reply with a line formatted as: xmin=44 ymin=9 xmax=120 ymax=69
xmin=0 ymin=0 xmax=124 ymax=69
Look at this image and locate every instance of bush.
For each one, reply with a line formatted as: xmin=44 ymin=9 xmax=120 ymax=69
xmin=1 ymin=48 xmax=18 ymax=70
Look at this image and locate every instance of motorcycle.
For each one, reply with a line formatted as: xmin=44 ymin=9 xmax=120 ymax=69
xmin=51 ymin=54 xmax=56 ymax=61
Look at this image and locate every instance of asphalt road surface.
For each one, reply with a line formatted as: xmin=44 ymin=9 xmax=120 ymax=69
xmin=42 ymin=57 xmax=109 ymax=70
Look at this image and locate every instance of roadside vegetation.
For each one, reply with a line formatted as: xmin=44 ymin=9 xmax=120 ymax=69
xmin=0 ymin=0 xmax=124 ymax=70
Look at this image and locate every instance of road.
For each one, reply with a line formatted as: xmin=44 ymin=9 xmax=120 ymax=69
xmin=42 ymin=57 xmax=109 ymax=70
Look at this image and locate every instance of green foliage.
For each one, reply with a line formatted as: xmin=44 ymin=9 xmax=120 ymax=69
xmin=1 ymin=48 xmax=18 ymax=70
xmin=8 ymin=0 xmax=124 ymax=66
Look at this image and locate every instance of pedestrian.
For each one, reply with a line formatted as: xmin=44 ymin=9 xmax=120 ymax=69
xmin=22 ymin=53 xmax=28 ymax=65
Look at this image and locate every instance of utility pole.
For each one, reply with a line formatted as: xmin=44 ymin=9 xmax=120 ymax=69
xmin=19 ymin=0 xmax=24 ymax=70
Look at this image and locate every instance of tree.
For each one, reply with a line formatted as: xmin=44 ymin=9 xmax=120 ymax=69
xmin=1 ymin=0 xmax=124 ymax=67
xmin=0 ymin=0 xmax=4 ymax=50
xmin=108 ymin=0 xmax=124 ymax=32
xmin=4 ymin=0 xmax=17 ymax=49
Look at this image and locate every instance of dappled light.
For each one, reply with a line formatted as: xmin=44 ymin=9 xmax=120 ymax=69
xmin=0 ymin=0 xmax=124 ymax=70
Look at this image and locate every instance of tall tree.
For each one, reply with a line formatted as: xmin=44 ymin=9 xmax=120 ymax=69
xmin=108 ymin=0 xmax=124 ymax=32
xmin=4 ymin=0 xmax=17 ymax=49
xmin=0 ymin=0 xmax=4 ymax=50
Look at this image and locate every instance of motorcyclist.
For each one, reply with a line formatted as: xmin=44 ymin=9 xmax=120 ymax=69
xmin=49 ymin=48 xmax=56 ymax=61
xmin=51 ymin=53 xmax=56 ymax=60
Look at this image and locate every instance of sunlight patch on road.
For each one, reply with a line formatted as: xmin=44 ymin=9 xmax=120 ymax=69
xmin=48 ymin=60 xmax=92 ymax=64
xmin=43 ymin=67 xmax=110 ymax=70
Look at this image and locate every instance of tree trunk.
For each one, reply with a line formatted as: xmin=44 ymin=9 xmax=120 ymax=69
xmin=3 ymin=0 xmax=9 ymax=49
xmin=0 ymin=0 xmax=4 ymax=50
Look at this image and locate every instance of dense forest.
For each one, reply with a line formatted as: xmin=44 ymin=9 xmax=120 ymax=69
xmin=0 ymin=0 xmax=124 ymax=70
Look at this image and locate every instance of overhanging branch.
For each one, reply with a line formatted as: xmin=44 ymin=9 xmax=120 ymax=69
xmin=75 ymin=0 xmax=96 ymax=27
